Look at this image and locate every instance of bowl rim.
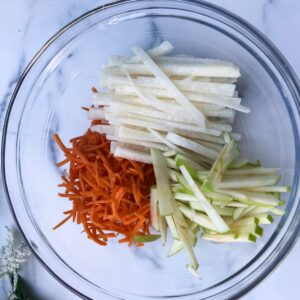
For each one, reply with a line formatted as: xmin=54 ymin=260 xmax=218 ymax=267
xmin=1 ymin=0 xmax=300 ymax=299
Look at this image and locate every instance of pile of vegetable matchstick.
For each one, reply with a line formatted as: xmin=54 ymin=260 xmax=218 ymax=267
xmin=53 ymin=129 xmax=156 ymax=246
xmin=55 ymin=41 xmax=290 ymax=277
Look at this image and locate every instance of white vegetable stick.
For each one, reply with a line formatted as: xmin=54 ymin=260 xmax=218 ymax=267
xmin=165 ymin=215 xmax=179 ymax=239
xmin=166 ymin=132 xmax=219 ymax=160
xmin=217 ymin=189 xmax=279 ymax=206
xmin=148 ymin=128 xmax=182 ymax=152
xmin=107 ymin=116 xmax=163 ymax=133
xmin=215 ymin=189 xmax=248 ymax=200
xmin=212 ymin=201 xmax=249 ymax=208
xmin=114 ymin=85 xmax=249 ymax=113
xmin=206 ymin=120 xmax=232 ymax=132
xmin=155 ymin=56 xmax=234 ymax=65
xmin=109 ymin=112 xmax=222 ymax=136
xmin=109 ymin=102 xmax=232 ymax=130
xmin=106 ymin=135 xmax=169 ymax=151
xmin=204 ymin=108 xmax=235 ymax=118
xmin=203 ymin=191 xmax=233 ymax=202
xmin=123 ymin=60 xmax=240 ymax=78
xmin=92 ymin=92 xmax=111 ymax=106
xmin=210 ymin=77 xmax=237 ymax=83
xmin=205 ymin=138 xmax=239 ymax=188
xmin=181 ymin=149 xmax=214 ymax=166
xmin=173 ymin=130 xmax=225 ymax=144
xmin=107 ymin=93 xmax=144 ymax=106
xmin=225 ymin=167 xmax=279 ymax=176
xmin=106 ymin=114 xmax=222 ymax=136
xmin=200 ymin=168 xmax=279 ymax=178
xmin=178 ymin=205 xmax=218 ymax=231
xmin=117 ymin=126 xmax=160 ymax=142
xmin=106 ymin=41 xmax=174 ymax=66
xmin=166 ymin=158 xmax=177 ymax=170
xmin=227 ymin=110 xmax=236 ymax=123
xmin=88 ymin=107 xmax=106 ymax=120
xmin=121 ymin=69 xmax=192 ymax=116
xmin=237 ymin=204 xmax=262 ymax=217
xmin=111 ymin=81 xmax=191 ymax=115
xmin=186 ymin=264 xmax=201 ymax=278
xmin=244 ymin=207 xmax=285 ymax=217
xmin=103 ymin=68 xmax=237 ymax=83
xmin=173 ymin=129 xmax=224 ymax=144
xmin=93 ymin=93 xmax=143 ymax=107
xmin=106 ymin=92 xmax=225 ymax=111
xmin=130 ymin=46 xmax=206 ymax=128
xmin=202 ymin=233 xmax=256 ymax=243
xmin=117 ymin=123 xmax=225 ymax=145
xmin=111 ymin=103 xmax=195 ymax=124
xmin=113 ymin=146 xmax=152 ymax=164
xmin=91 ymin=124 xmax=117 ymax=135
xmin=166 ymin=89 xmax=245 ymax=113
xmin=180 ymin=166 xmax=229 ymax=233
xmin=111 ymin=108 xmax=233 ymax=133
xmin=174 ymin=193 xmax=198 ymax=202
xmin=90 ymin=105 xmax=234 ymax=148
xmin=234 ymin=191 xmax=280 ymax=204
xmin=189 ymin=201 xmax=234 ymax=217
xmin=109 ymin=97 xmax=196 ymax=123
xmin=137 ymin=41 xmax=174 ymax=59
xmin=150 ymin=187 xmax=160 ymax=231
xmin=104 ymin=88 xmax=229 ymax=117
xmin=110 ymin=141 xmax=118 ymax=153
xmin=163 ymin=149 xmax=177 ymax=157
xmin=102 ymin=75 xmax=236 ymax=96
xmin=111 ymin=141 xmax=149 ymax=153
xmin=151 ymin=148 xmax=175 ymax=216
xmin=192 ymin=140 xmax=223 ymax=152
xmin=114 ymin=85 xmax=241 ymax=106
xmin=218 ymin=175 xmax=280 ymax=189
xmin=180 ymin=76 xmax=196 ymax=83
xmin=232 ymin=207 xmax=246 ymax=220
xmin=247 ymin=186 xmax=290 ymax=192
xmin=230 ymin=214 xmax=273 ymax=226
xmin=177 ymin=226 xmax=199 ymax=270
xmin=148 ymin=129 xmax=213 ymax=165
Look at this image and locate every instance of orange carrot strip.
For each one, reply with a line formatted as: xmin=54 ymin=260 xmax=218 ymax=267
xmin=53 ymin=214 xmax=72 ymax=230
xmin=56 ymin=158 xmax=69 ymax=167
xmin=53 ymin=134 xmax=69 ymax=152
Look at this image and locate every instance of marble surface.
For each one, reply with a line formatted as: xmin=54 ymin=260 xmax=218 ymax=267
xmin=0 ymin=0 xmax=299 ymax=299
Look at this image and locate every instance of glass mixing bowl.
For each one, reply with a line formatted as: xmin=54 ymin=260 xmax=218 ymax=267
xmin=2 ymin=0 xmax=300 ymax=299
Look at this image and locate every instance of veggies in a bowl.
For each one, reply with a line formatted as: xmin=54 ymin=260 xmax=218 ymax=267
xmin=54 ymin=41 xmax=290 ymax=277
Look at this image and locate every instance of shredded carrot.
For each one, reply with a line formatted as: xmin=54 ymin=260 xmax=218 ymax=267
xmin=53 ymin=130 xmax=155 ymax=246
xmin=53 ymin=213 xmax=72 ymax=230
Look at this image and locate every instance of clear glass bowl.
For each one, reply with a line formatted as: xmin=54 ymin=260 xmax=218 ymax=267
xmin=2 ymin=0 xmax=300 ymax=299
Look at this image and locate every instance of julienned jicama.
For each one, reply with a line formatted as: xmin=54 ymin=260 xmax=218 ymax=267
xmin=53 ymin=41 xmax=290 ymax=278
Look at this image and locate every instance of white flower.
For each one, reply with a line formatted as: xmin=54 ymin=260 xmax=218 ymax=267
xmin=0 ymin=227 xmax=31 ymax=298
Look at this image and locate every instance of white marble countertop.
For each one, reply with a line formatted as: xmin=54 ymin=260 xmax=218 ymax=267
xmin=0 ymin=0 xmax=299 ymax=299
